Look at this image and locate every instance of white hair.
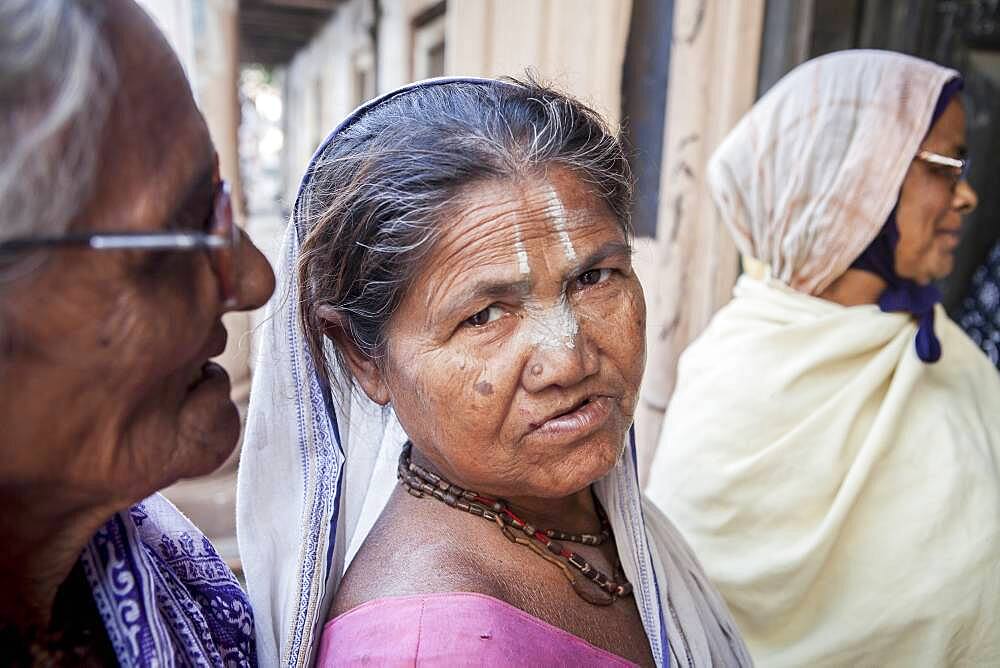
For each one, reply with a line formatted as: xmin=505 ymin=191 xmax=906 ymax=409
xmin=0 ymin=0 xmax=116 ymax=248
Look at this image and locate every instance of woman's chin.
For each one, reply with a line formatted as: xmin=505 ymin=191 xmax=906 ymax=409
xmin=175 ymin=366 xmax=241 ymax=477
xmin=535 ymin=435 xmax=625 ymax=498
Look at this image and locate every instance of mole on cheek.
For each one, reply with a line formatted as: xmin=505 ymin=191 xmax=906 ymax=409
xmin=474 ymin=380 xmax=494 ymax=396
xmin=531 ymin=363 xmax=543 ymax=376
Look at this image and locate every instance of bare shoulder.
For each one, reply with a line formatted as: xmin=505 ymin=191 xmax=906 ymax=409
xmin=330 ymin=489 xmax=507 ymax=619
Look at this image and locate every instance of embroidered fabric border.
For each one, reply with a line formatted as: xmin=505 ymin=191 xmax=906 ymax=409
xmin=80 ymin=495 xmax=256 ymax=667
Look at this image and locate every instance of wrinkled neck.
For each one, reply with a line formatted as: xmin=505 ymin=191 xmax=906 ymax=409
xmin=408 ymin=447 xmax=602 ymax=536
xmin=503 ymin=487 xmax=600 ymax=536
xmin=0 ymin=484 xmax=113 ymax=629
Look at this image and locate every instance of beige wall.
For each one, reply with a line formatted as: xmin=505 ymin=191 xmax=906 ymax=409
xmin=377 ymin=0 xmax=443 ymax=90
xmin=446 ymin=0 xmax=631 ymax=126
xmin=283 ymin=0 xmax=377 ymax=204
xmin=282 ymin=0 xmax=631 ymax=203
xmin=634 ymin=0 xmax=765 ymax=483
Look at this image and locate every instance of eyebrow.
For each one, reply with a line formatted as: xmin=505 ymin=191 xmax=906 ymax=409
xmin=164 ymin=158 xmax=215 ymax=231
xmin=438 ymin=277 xmax=534 ymax=324
xmin=436 ymin=239 xmax=632 ymax=324
xmin=569 ymin=240 xmax=632 ymax=276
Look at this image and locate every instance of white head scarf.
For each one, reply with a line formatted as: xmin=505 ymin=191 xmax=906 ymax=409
xmin=236 ymin=78 xmax=751 ymax=668
xmin=708 ymin=50 xmax=958 ymax=295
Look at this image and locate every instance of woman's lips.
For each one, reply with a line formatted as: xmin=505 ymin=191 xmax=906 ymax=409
xmin=528 ymin=396 xmax=613 ymax=440
xmin=207 ymin=323 xmax=229 ymax=358
xmin=936 ymin=229 xmax=961 ymax=250
xmin=186 ymin=324 xmax=230 ymax=391
xmin=187 ymin=360 xmax=231 ymax=392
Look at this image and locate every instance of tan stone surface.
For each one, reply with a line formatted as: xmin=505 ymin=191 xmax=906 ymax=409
xmin=635 ymin=0 xmax=765 ymax=483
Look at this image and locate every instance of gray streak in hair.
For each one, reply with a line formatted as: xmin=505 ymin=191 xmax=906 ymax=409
xmin=0 ymin=0 xmax=117 ymax=256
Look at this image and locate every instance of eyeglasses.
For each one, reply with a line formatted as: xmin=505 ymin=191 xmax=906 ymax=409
xmin=915 ymin=149 xmax=970 ymax=184
xmin=0 ymin=180 xmax=242 ymax=307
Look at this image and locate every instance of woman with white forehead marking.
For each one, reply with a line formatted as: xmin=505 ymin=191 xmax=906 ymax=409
xmin=647 ymin=50 xmax=999 ymax=666
xmin=237 ymin=77 xmax=751 ymax=667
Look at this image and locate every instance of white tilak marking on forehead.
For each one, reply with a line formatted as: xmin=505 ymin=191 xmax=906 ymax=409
xmin=544 ymin=185 xmax=577 ymax=262
xmin=513 ymin=223 xmax=530 ymax=276
xmin=523 ymin=297 xmax=578 ymax=350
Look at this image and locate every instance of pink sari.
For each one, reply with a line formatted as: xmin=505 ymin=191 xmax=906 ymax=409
xmin=316 ymin=592 xmax=637 ymax=666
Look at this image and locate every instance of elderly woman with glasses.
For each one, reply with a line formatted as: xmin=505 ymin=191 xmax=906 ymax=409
xmin=0 ymin=1 xmax=273 ymax=664
xmin=647 ymin=50 xmax=1000 ymax=666
xmin=237 ymin=77 xmax=751 ymax=667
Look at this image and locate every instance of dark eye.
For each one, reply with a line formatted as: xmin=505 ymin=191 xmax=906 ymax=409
xmin=199 ymin=185 xmax=219 ymax=233
xmin=930 ymin=164 xmax=961 ymax=179
xmin=171 ymin=180 xmax=217 ymax=232
xmin=465 ymin=304 xmax=504 ymax=327
xmin=577 ymin=268 xmax=612 ymax=287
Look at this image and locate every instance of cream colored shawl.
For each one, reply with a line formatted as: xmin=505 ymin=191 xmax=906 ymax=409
xmin=648 ymin=277 xmax=1000 ymax=666
xmin=648 ymin=50 xmax=1000 ymax=666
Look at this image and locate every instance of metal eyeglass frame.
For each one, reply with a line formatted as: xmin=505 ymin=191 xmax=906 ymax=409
xmin=915 ymin=149 xmax=970 ymax=183
xmin=0 ymin=180 xmax=242 ymax=307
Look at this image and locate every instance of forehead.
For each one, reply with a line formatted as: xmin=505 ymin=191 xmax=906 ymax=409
xmin=926 ymin=98 xmax=966 ymax=148
xmin=84 ymin=2 xmax=214 ymax=233
xmin=425 ymin=169 xmax=620 ymax=272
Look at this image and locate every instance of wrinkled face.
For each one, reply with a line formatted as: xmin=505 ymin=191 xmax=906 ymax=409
xmin=895 ymin=99 xmax=979 ymax=284
xmin=374 ymin=168 xmax=645 ymax=500
xmin=0 ymin=2 xmax=274 ymax=507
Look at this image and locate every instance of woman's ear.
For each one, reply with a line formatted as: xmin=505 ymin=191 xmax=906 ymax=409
xmin=315 ymin=305 xmax=391 ymax=405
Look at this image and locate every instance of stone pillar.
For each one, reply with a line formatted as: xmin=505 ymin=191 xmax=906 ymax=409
xmin=192 ymin=0 xmax=253 ymax=405
xmin=635 ymin=0 xmax=765 ymax=484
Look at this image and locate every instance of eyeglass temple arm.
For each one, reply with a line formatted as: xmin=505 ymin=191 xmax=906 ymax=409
xmin=916 ymin=150 xmax=964 ymax=169
xmin=0 ymin=232 xmax=227 ymax=252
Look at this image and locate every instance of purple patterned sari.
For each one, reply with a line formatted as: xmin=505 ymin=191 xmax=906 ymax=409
xmin=79 ymin=493 xmax=256 ymax=667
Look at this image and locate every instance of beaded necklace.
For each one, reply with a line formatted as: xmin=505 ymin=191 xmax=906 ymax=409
xmin=397 ymin=442 xmax=633 ymax=606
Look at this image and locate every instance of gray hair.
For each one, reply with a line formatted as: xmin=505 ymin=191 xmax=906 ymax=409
xmin=297 ymin=77 xmax=633 ymax=387
xmin=0 ymin=0 xmax=116 ymax=256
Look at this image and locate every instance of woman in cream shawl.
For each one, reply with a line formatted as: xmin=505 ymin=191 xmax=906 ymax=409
xmin=647 ymin=50 xmax=998 ymax=666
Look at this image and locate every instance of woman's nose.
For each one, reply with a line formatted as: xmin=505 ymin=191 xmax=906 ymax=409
xmin=954 ymin=178 xmax=978 ymax=215
xmin=521 ymin=330 xmax=600 ymax=392
xmin=228 ymin=231 xmax=275 ymax=312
